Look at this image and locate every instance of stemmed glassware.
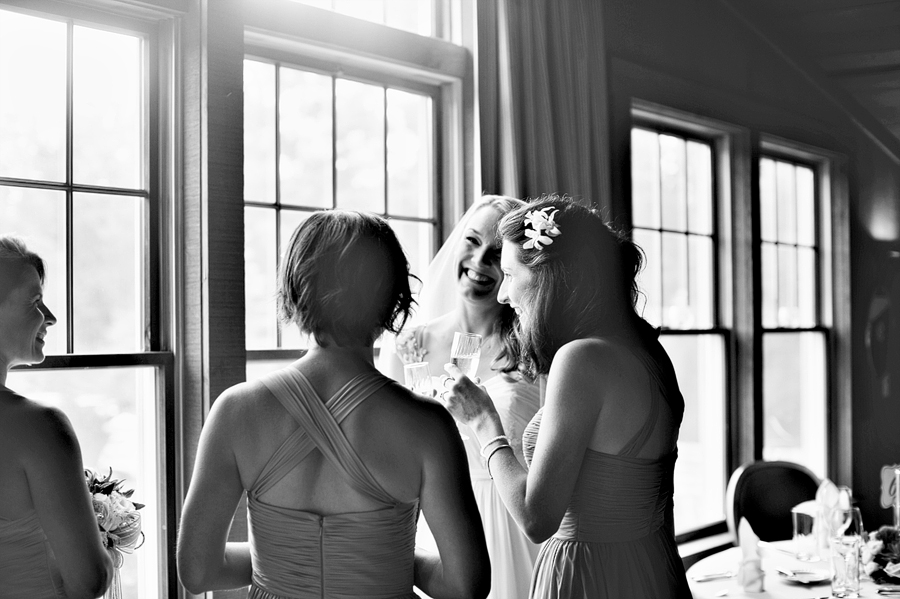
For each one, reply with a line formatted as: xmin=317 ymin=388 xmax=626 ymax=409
xmin=446 ymin=332 xmax=482 ymax=441
xmin=403 ymin=362 xmax=432 ymax=396
xmin=450 ymin=332 xmax=482 ymax=378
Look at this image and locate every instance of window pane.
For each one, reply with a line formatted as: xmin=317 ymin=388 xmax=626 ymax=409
xmin=631 ymin=128 xmax=661 ymax=230
xmin=659 ymin=134 xmax=687 ymax=231
xmin=633 ymin=228 xmax=661 ymax=328
xmin=335 ymin=79 xmax=385 ymax=213
xmin=387 ymin=89 xmax=432 ymax=218
xmin=280 ymin=67 xmax=332 ymax=208
xmin=244 ymin=60 xmax=276 ymax=205
xmin=6 ymin=366 xmax=162 ymax=599
xmin=796 ymin=166 xmax=815 ymax=247
xmin=760 ymin=158 xmax=777 ymax=242
xmin=797 ymin=246 xmax=817 ymax=327
xmin=245 ymin=207 xmax=277 ymax=350
xmin=73 ymin=193 xmax=145 ymax=354
xmin=389 ymin=219 xmax=432 ymax=286
xmin=0 ymin=186 xmax=67 ymax=355
xmin=686 ymin=140 xmax=713 ymax=235
xmin=661 ymin=334 xmax=727 ymax=532
xmin=775 ymin=160 xmax=797 ymax=244
xmin=689 ymin=235 xmax=714 ymax=329
xmin=290 ymin=0 xmax=434 ymax=36
xmin=777 ymin=244 xmax=798 ymax=327
xmin=73 ymin=26 xmax=142 ymax=189
xmin=279 ymin=210 xmax=313 ymax=350
xmin=761 ymin=242 xmax=778 ymax=328
xmin=247 ymin=358 xmax=298 ymax=382
xmin=385 ymin=0 xmax=433 ymax=36
xmin=334 ymin=0 xmax=385 ymax=24
xmin=762 ymin=332 xmax=827 ymax=478
xmin=661 ymin=231 xmax=691 ymax=328
xmin=0 ymin=9 xmax=66 ymax=182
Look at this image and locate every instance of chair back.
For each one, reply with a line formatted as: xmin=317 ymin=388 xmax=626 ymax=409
xmin=725 ymin=460 xmax=820 ymax=544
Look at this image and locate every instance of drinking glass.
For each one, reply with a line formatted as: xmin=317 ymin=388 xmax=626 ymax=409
xmin=403 ymin=362 xmax=432 ymax=396
xmin=791 ymin=504 xmax=817 ymax=561
xmin=830 ymin=506 xmax=864 ymax=598
xmin=830 ymin=534 xmax=861 ymax=598
xmin=450 ymin=332 xmax=482 ymax=378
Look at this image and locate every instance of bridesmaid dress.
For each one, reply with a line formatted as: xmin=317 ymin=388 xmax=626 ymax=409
xmin=0 ymin=511 xmax=66 ymax=599
xmin=248 ymin=368 xmax=420 ymax=599
xmin=522 ymin=342 xmax=693 ymax=599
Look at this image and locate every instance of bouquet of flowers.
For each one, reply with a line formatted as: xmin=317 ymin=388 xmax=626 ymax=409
xmin=85 ymin=468 xmax=144 ymax=599
xmin=863 ymin=525 xmax=900 ymax=584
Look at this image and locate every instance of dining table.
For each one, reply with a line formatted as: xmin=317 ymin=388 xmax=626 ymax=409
xmin=686 ymin=540 xmax=884 ymax=598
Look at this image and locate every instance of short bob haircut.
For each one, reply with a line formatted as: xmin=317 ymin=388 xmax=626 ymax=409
xmin=0 ymin=235 xmax=46 ymax=303
xmin=278 ymin=210 xmax=415 ymax=347
xmin=498 ymin=195 xmax=654 ymax=376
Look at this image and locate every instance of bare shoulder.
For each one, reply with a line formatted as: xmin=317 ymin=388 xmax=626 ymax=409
xmin=550 ymin=337 xmax=630 ymax=379
xmin=367 ymin=382 xmax=461 ymax=451
xmin=4 ymin=398 xmax=79 ymax=453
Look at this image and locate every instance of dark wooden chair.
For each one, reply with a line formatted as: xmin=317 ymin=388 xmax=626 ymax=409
xmin=725 ymin=460 xmax=820 ymax=545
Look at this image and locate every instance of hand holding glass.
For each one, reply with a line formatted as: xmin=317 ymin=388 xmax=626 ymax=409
xmin=450 ymin=332 xmax=482 ymax=379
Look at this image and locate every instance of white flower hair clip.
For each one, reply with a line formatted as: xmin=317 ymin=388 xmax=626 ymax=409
xmin=522 ymin=207 xmax=561 ymax=250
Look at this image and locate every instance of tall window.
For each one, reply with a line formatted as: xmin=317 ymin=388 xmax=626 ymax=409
xmin=630 ymin=125 xmax=726 ymax=534
xmin=631 ymin=104 xmax=840 ymax=536
xmin=0 ymin=6 xmax=168 ymax=597
xmin=759 ymin=155 xmax=828 ymax=475
xmin=243 ymin=2 xmax=468 ymax=379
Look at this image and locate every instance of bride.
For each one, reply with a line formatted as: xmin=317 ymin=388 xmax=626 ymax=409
xmin=381 ymin=195 xmax=542 ymax=599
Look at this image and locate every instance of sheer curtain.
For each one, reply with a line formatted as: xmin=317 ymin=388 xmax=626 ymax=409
xmin=477 ymin=0 xmax=612 ymax=211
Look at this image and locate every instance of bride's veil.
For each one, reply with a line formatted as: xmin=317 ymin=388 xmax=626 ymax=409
xmin=378 ymin=196 xmax=509 ymax=374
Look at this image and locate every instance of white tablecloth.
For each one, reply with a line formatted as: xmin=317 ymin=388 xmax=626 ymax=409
xmin=686 ymin=541 xmax=879 ymax=598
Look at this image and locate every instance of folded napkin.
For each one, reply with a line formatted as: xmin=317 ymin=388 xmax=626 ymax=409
xmin=813 ymin=479 xmax=840 ymax=555
xmin=737 ymin=518 xmax=765 ymax=592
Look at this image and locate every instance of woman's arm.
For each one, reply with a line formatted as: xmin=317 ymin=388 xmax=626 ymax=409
xmin=413 ymin=405 xmax=490 ymax=599
xmin=177 ymin=388 xmax=252 ymax=594
xmin=23 ymin=406 xmax=114 ymax=599
xmin=444 ymin=340 xmax=607 ymax=543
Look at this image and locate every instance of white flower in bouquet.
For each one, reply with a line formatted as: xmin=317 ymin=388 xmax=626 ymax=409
xmin=85 ymin=468 xmax=145 ymax=599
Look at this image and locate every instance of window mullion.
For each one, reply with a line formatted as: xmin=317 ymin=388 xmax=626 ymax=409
xmin=66 ymin=19 xmax=75 ymax=354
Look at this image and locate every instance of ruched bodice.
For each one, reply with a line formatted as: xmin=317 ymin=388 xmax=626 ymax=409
xmin=521 ymin=340 xmax=692 ymax=598
xmin=247 ymin=368 xmax=419 ymax=599
xmin=0 ymin=511 xmax=65 ymax=599
xmin=524 ymin=412 xmax=676 ymax=545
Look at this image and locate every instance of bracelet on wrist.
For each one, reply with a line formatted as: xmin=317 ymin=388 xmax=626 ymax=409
xmin=479 ymin=435 xmax=510 ymax=459
xmin=484 ymin=443 xmax=512 ymax=479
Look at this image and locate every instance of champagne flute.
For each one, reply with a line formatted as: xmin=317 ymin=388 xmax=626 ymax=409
xmin=448 ymin=332 xmax=481 ymax=441
xmin=403 ymin=362 xmax=433 ymax=396
xmin=450 ymin=332 xmax=482 ymax=379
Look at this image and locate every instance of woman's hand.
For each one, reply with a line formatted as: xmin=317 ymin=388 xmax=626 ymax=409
xmin=441 ymin=363 xmax=503 ymax=439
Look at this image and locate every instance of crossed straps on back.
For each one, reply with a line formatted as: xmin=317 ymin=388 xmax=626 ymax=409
xmin=251 ymin=368 xmax=399 ymax=507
